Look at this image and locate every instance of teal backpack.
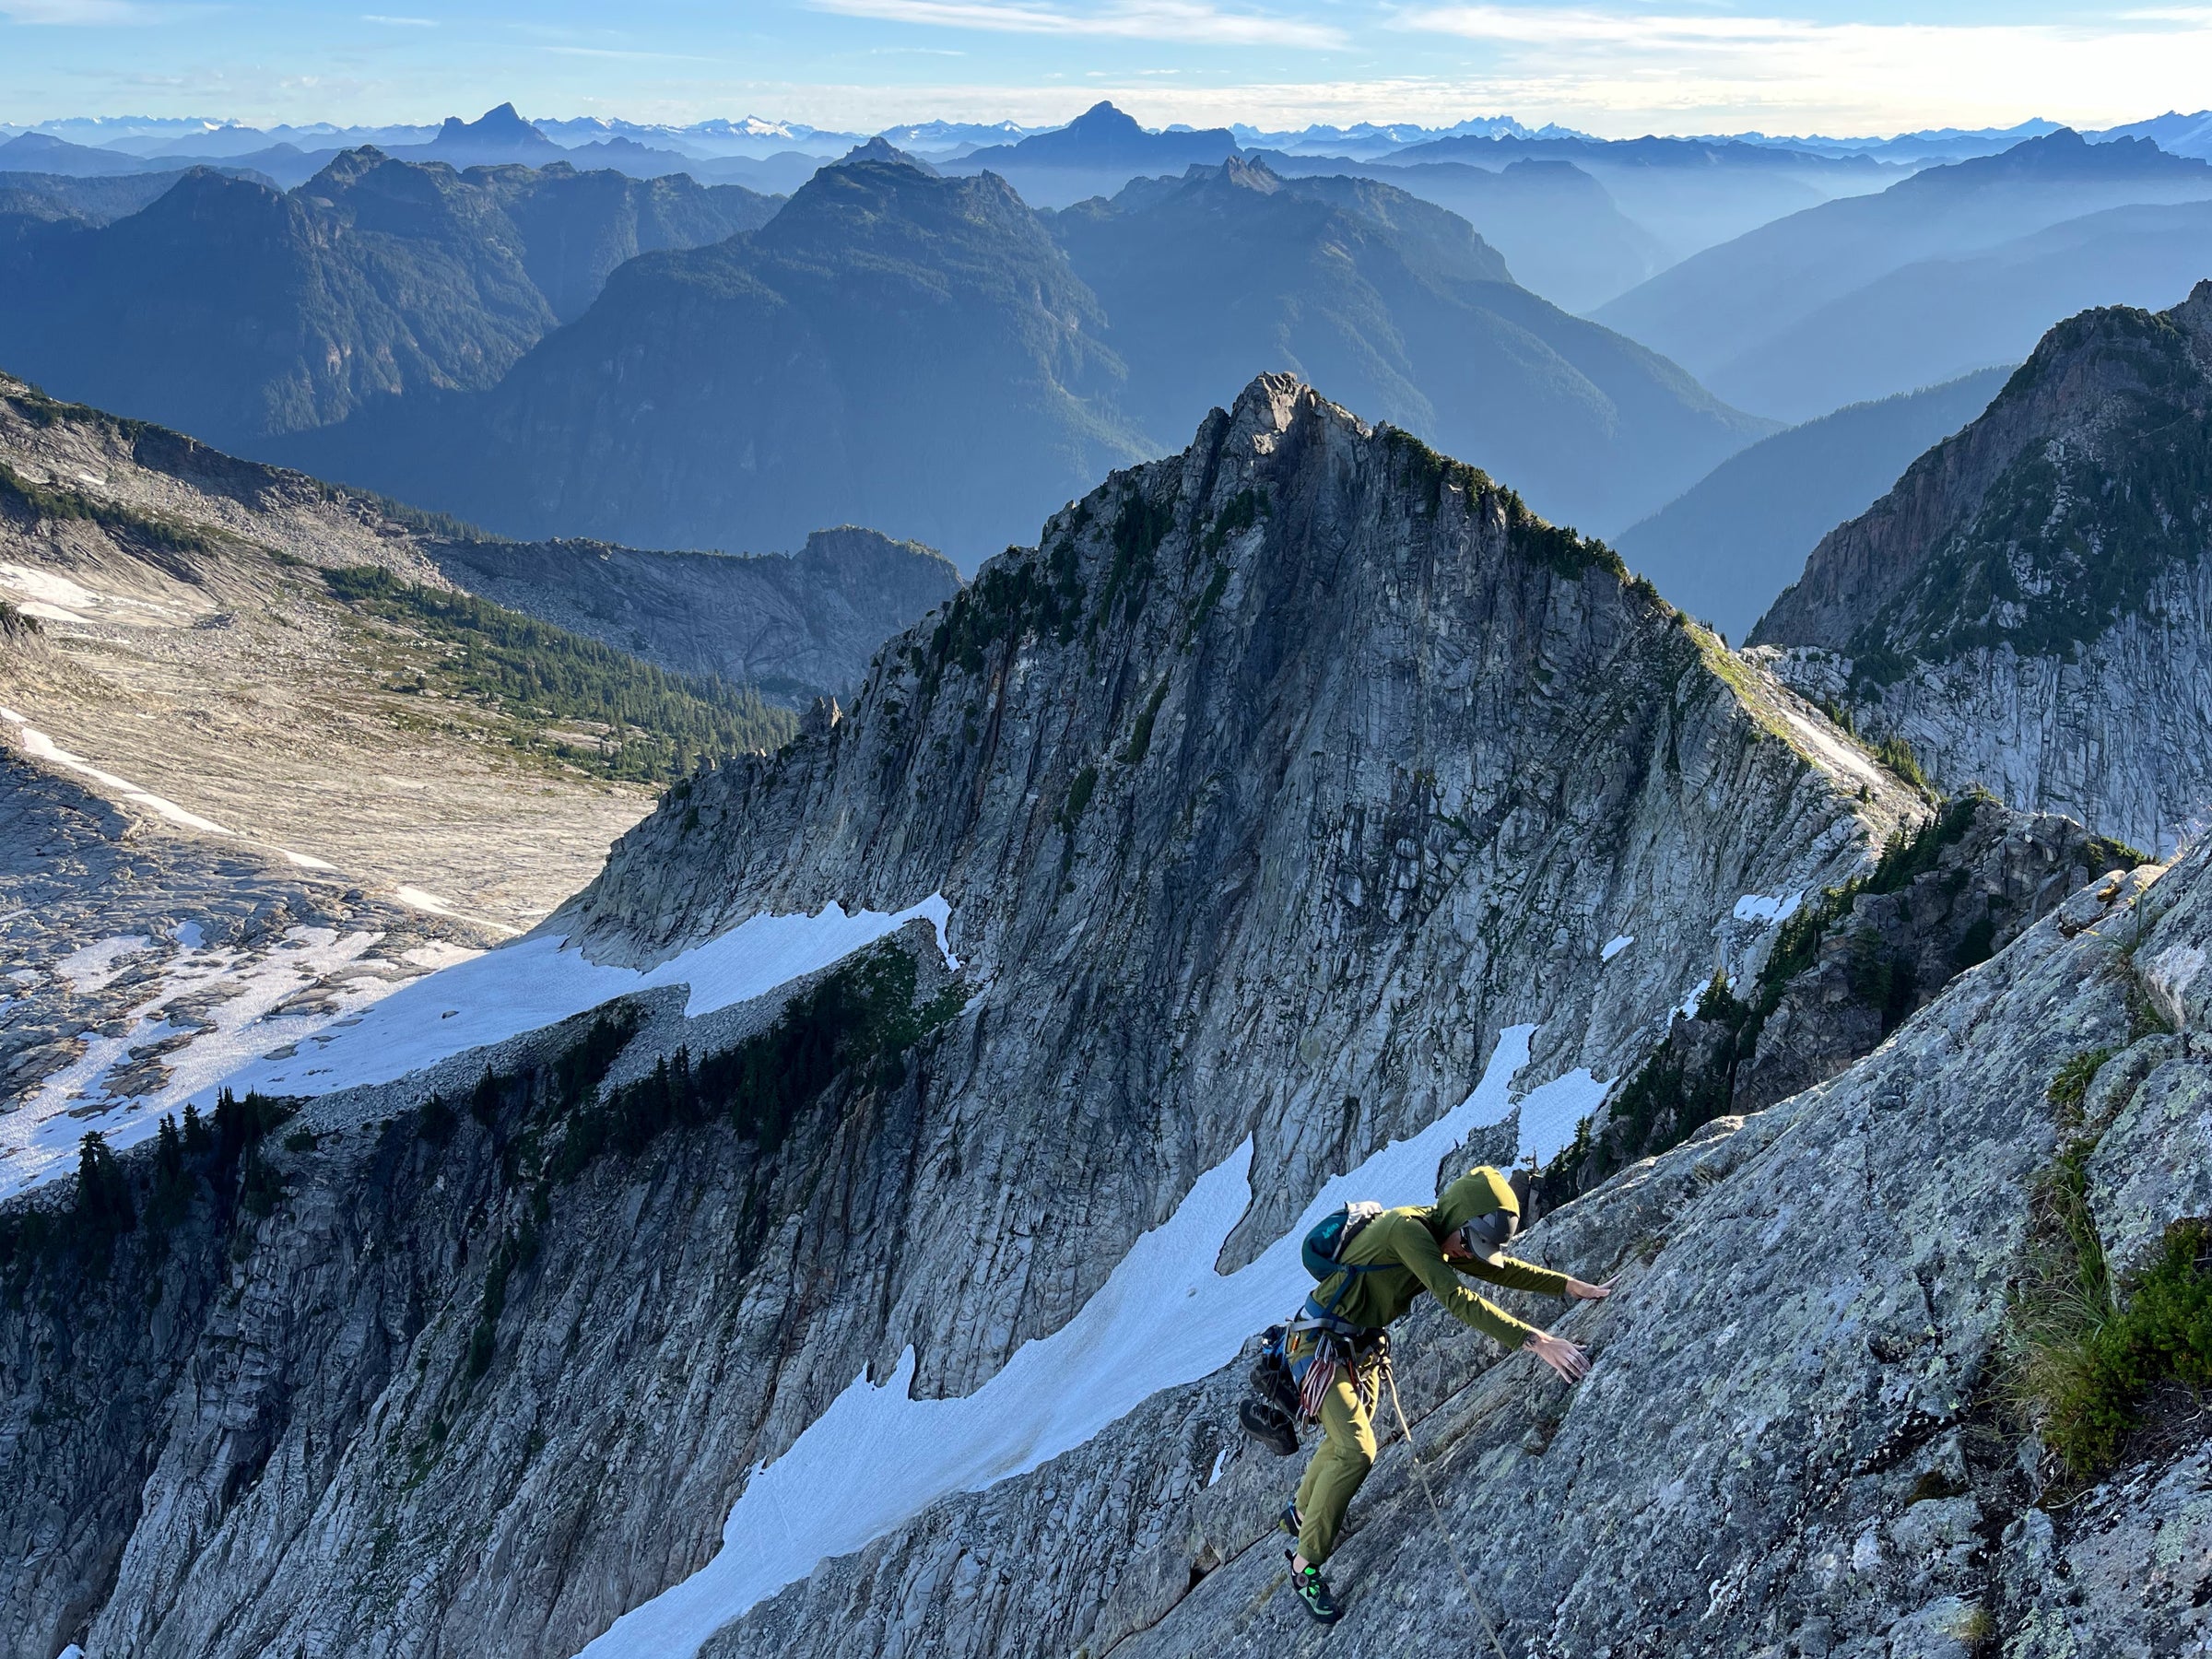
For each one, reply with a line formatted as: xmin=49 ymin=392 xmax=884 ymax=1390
xmin=1302 ymin=1200 xmax=1387 ymax=1315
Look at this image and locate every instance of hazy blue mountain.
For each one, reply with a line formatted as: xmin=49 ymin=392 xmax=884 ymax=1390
xmin=1383 ymin=132 xmax=1899 ymax=261
xmin=1595 ymin=131 xmax=2212 ymax=410
xmin=0 ymin=169 xmax=204 ymax=225
xmin=452 ymin=159 xmax=779 ymax=321
xmin=1616 ymin=366 xmax=2013 ymax=640
xmin=1253 ymin=151 xmax=1668 ymax=311
xmin=2098 ymin=110 xmax=2212 ymax=159
xmin=285 ymin=146 xmax=1150 ymax=566
xmin=946 ymin=101 xmax=1241 ymax=207
xmin=689 ymin=150 xmax=836 ymax=194
xmin=1706 ymin=199 xmax=2212 ymax=418
xmin=0 ymin=153 xmax=774 ymax=446
xmin=385 ymin=103 xmax=566 ymax=168
xmin=0 ymin=133 xmax=151 ymax=177
xmin=1052 ymin=159 xmax=1769 ymax=534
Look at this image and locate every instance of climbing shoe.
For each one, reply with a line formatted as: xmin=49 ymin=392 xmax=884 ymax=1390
xmin=1286 ymin=1551 xmax=1341 ymax=1625
xmin=1278 ymin=1497 xmax=1303 ymax=1539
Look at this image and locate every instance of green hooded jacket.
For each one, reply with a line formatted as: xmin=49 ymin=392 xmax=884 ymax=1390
xmin=1313 ymin=1166 xmax=1570 ymax=1348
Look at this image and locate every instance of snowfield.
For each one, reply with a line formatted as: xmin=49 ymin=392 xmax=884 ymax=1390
xmin=575 ymin=1024 xmax=1606 ymax=1659
xmin=0 ymin=897 xmax=955 ymax=1202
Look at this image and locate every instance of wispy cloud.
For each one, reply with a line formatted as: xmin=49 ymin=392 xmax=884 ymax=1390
xmin=543 ymin=43 xmax=719 ymax=62
xmin=0 ymin=0 xmax=159 ymax=23
xmin=1387 ymin=4 xmax=2212 ymax=133
xmin=809 ymin=0 xmax=1346 ymax=51
xmin=360 ymin=13 xmax=437 ymax=26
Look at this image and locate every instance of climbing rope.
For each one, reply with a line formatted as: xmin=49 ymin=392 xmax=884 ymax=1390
xmin=1381 ymin=1349 xmax=1513 ymax=1659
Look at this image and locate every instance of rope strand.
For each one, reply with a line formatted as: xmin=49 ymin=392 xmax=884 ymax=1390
xmin=1382 ymin=1350 xmax=1512 ymax=1659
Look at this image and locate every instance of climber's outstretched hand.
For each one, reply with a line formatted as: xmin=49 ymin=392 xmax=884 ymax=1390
xmin=1524 ymin=1329 xmax=1592 ymax=1382
xmin=1563 ymin=1276 xmax=1613 ymax=1301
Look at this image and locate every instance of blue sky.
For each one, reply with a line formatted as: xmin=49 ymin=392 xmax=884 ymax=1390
xmin=3 ymin=0 xmax=2206 ymax=139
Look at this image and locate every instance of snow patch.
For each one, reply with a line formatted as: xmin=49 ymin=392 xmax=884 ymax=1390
xmin=0 ymin=563 xmax=109 ymax=616
xmin=1600 ymin=934 xmax=1633 ymax=962
xmin=2 ymin=707 xmax=233 ymax=835
xmin=0 ymin=896 xmax=960 ymax=1202
xmin=55 ymin=934 xmax=153 ymax=993
xmin=1513 ymin=1065 xmax=1612 ymax=1166
xmin=1732 ymin=891 xmax=1803 ymax=924
xmin=577 ymin=1025 xmax=1547 ymax=1659
xmin=0 ymin=926 xmax=403 ymax=1197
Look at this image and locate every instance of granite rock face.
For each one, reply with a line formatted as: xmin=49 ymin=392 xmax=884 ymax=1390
xmin=700 ymin=841 xmax=2212 ymax=1659
xmin=0 ymin=377 xmax=1919 ymax=1656
xmin=1532 ymin=796 xmax=2139 ymax=1206
xmin=1751 ymin=284 xmax=2212 ymax=854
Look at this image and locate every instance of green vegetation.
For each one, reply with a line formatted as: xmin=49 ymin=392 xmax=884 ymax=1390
xmin=1120 ymin=677 xmax=1170 ymax=766
xmin=1540 ymin=796 xmax=2000 ymax=1205
xmin=1378 ymin=425 xmax=1627 ymax=582
xmin=0 ymin=1088 xmax=298 ymax=1295
xmin=1059 ymin=764 xmax=1100 ymax=831
xmin=1875 ymin=735 xmax=1931 ymax=794
xmin=1849 ymin=307 xmax=2212 ymax=678
xmin=452 ymin=947 xmax=959 ymax=1383
xmin=324 ymin=566 xmax=794 ymax=781
xmin=915 ymin=537 xmax=1084 ymax=698
xmin=2007 ymin=1043 xmax=2212 ymax=1478
xmin=0 ymin=458 xmax=222 ymax=554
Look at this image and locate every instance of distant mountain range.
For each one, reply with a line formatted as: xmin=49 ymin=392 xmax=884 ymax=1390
xmin=0 ymin=151 xmax=775 ymax=448
xmin=942 ymin=101 xmax=1241 ymax=207
xmin=272 ymin=147 xmax=1766 ymax=563
xmin=280 ymin=143 xmax=1151 ymax=565
xmin=1616 ymin=366 xmax=2013 ymax=641
xmin=1053 ymin=158 xmax=1764 ymax=534
xmin=1381 ymin=131 xmax=1900 ymax=259
xmin=1596 ymin=131 xmax=2212 ymax=419
xmin=1695 ymin=198 xmax=2212 ymax=419
xmin=1253 ymin=151 xmax=1668 ymax=312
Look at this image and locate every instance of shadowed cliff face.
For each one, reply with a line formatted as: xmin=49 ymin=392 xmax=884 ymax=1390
xmin=426 ymin=525 xmax=963 ymax=704
xmin=1752 ymin=283 xmax=2212 ymax=853
xmin=0 ymin=376 xmax=1914 ymax=1658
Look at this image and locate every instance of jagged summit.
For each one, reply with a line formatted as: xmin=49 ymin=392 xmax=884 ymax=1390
xmin=834 ymin=135 xmax=938 ymax=175
xmin=1752 ymin=282 xmax=2212 ymax=849
xmin=966 ymin=100 xmax=1240 ymax=171
xmin=0 ymin=371 xmax=1956 ymax=1659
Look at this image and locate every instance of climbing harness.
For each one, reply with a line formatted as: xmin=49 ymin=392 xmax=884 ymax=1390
xmin=1238 ymin=1200 xmax=1393 ymax=1454
xmin=1380 ymin=1347 xmax=1512 ymax=1659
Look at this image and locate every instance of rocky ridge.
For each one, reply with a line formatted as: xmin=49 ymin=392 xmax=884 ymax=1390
xmin=711 ymin=838 xmax=2210 ymax=1659
xmin=428 ymin=525 xmax=960 ymax=702
xmin=0 ymin=375 xmax=1921 ymax=1656
xmin=1752 ymin=283 xmax=2212 ymax=854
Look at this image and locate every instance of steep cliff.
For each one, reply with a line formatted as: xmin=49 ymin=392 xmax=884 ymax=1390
xmin=713 ymin=841 xmax=2207 ymax=1659
xmin=1752 ymin=283 xmax=2212 ymax=854
xmin=0 ymin=152 xmax=773 ymax=449
xmin=0 ymin=377 xmax=1915 ymax=1656
xmin=1051 ymin=158 xmax=1769 ymax=537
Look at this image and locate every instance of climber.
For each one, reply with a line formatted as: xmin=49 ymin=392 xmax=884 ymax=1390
xmin=1279 ymin=1166 xmax=1609 ymax=1626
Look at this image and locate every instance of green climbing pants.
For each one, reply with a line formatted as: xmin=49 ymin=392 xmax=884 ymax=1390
xmin=1293 ymin=1357 xmax=1379 ymax=1564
